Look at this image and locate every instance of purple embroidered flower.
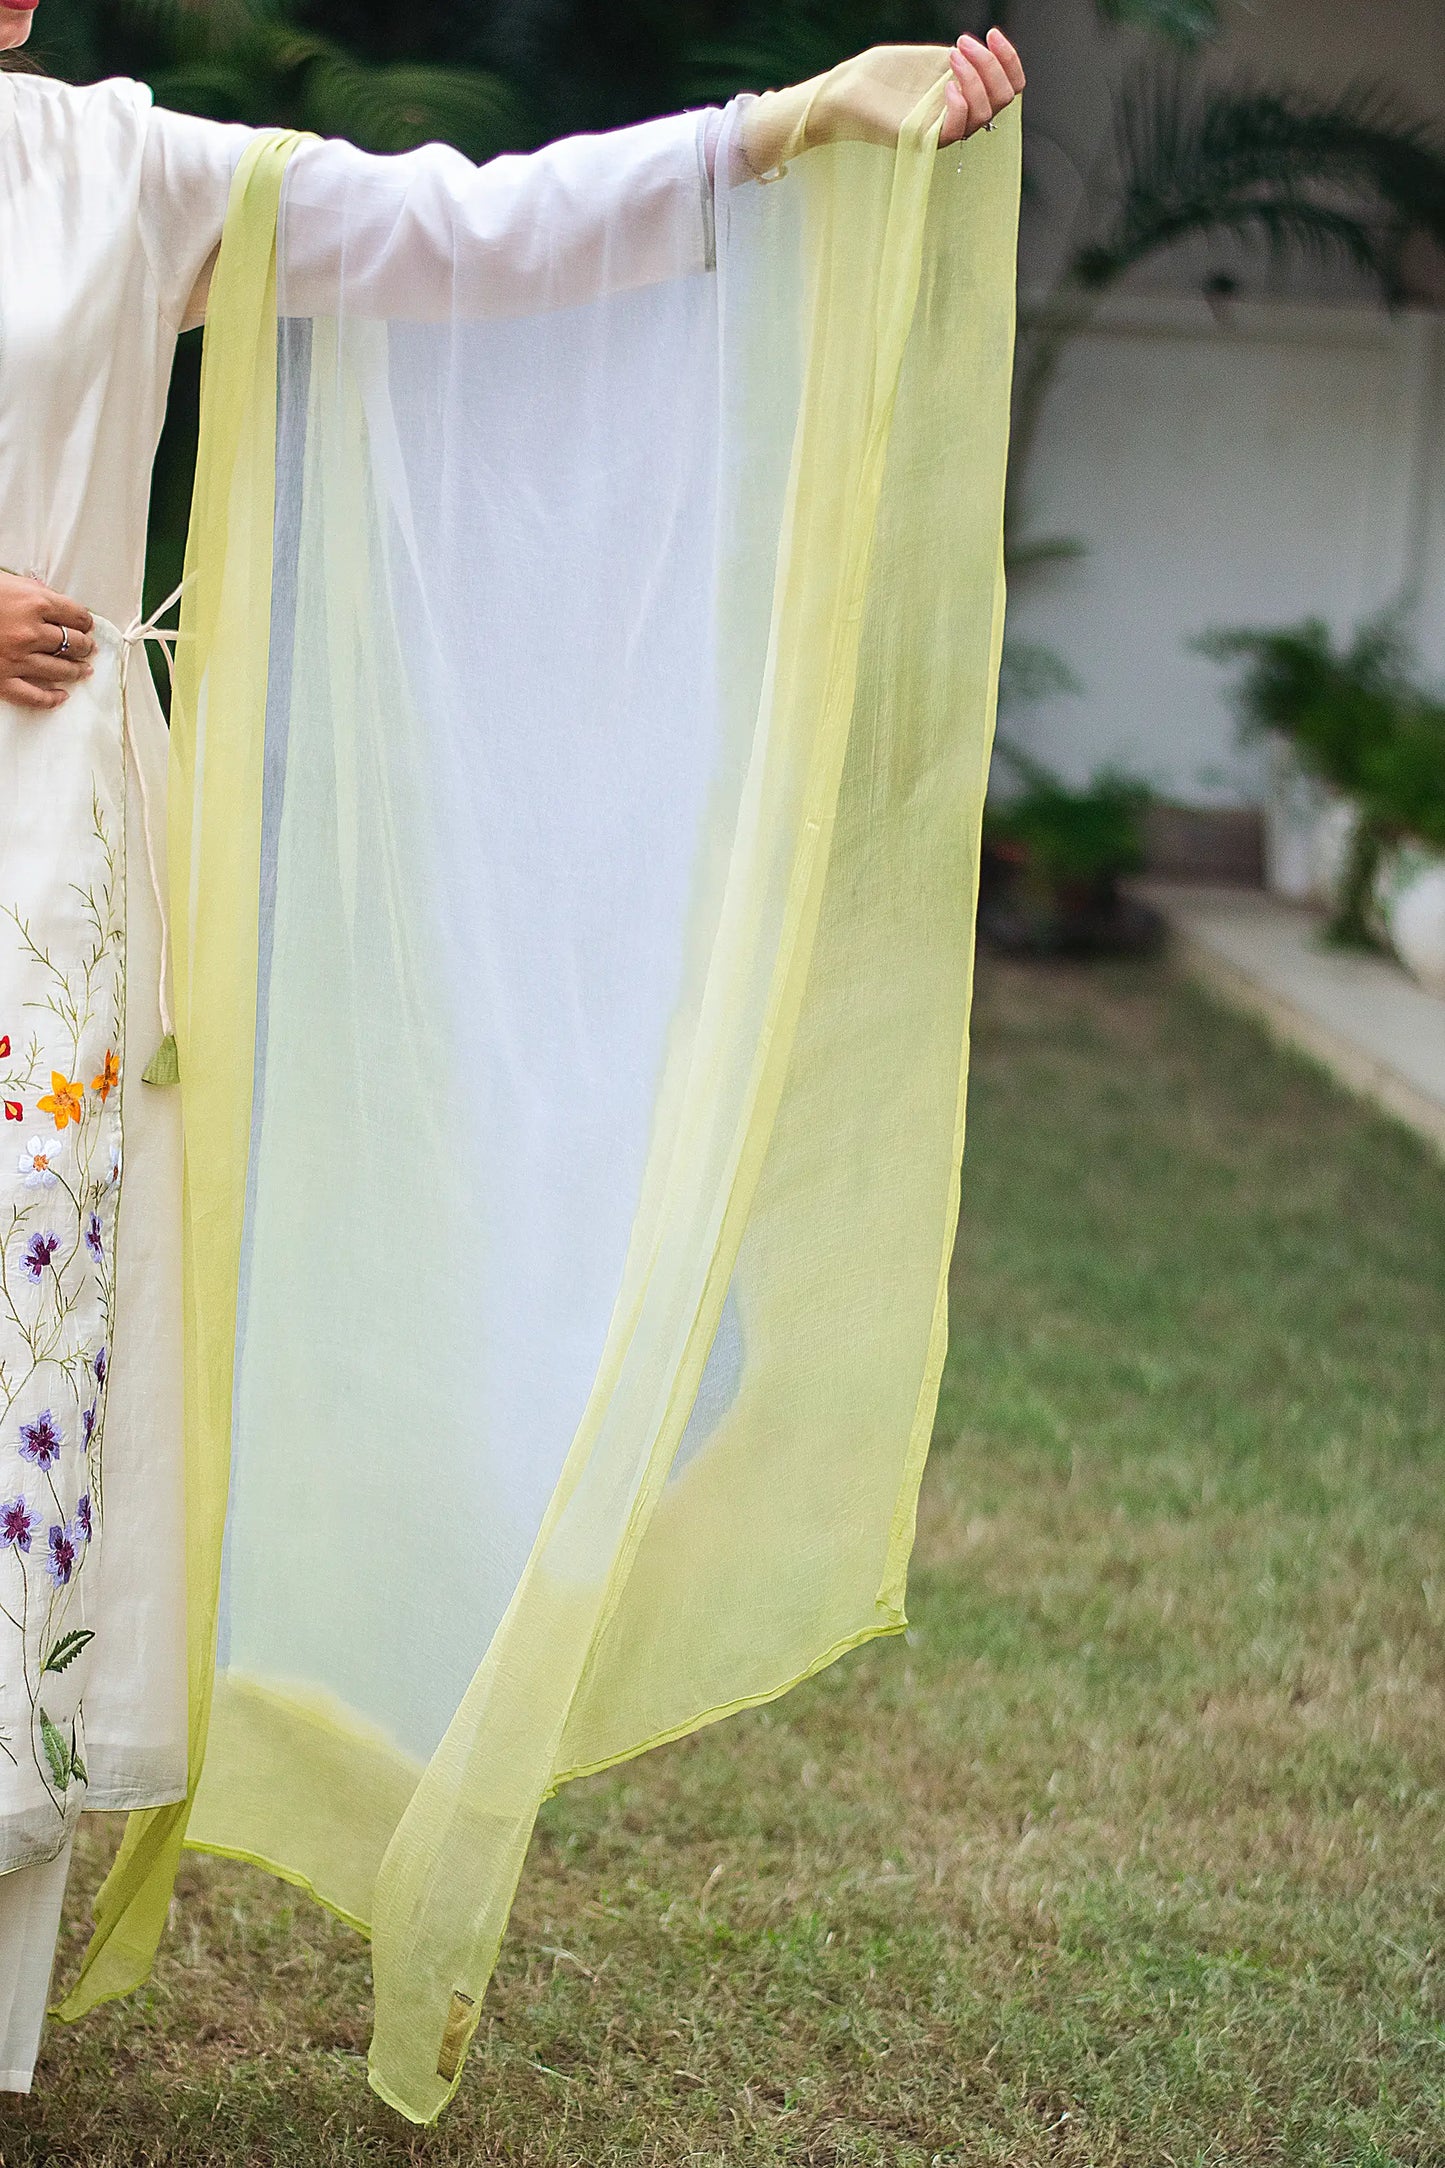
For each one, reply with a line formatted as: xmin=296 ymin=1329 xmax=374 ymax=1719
xmin=74 ymin=1493 xmax=92 ymax=1543
xmin=81 ymin=1402 xmax=98 ymax=1449
xmin=0 ymin=1498 xmax=36 ymax=1553
xmin=93 ymin=1346 xmax=106 ymax=1388
xmin=85 ymin=1212 xmax=104 ymax=1263
xmin=21 ymin=1231 xmax=59 ymax=1282
xmin=46 ymin=1523 xmax=77 ymax=1588
xmin=18 ymin=1411 xmax=62 ymax=1469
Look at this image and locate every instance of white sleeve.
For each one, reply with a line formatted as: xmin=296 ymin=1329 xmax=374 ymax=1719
xmin=139 ymin=102 xmax=256 ymax=332
xmin=277 ymin=111 xmax=717 ymax=322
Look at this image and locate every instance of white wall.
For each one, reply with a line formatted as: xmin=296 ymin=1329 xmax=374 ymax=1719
xmin=1007 ymin=0 xmax=1445 ymax=807
xmin=1006 ymin=295 xmax=1445 ymax=804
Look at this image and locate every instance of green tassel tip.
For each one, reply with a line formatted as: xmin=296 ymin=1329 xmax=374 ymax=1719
xmin=142 ymin=1034 xmax=180 ymax=1087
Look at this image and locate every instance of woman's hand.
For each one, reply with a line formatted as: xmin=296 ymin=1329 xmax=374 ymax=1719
xmin=941 ymin=28 xmax=1025 ymax=147
xmin=0 ymin=572 xmax=96 ymax=712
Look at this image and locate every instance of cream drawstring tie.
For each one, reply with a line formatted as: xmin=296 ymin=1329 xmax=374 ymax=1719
xmin=119 ymin=576 xmax=190 ymax=1086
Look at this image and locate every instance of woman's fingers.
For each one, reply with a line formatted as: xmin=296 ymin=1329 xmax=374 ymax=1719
xmin=941 ymin=27 xmax=1024 ymax=146
xmin=1 ymin=676 xmax=68 ymax=713
xmin=958 ymin=32 xmax=1017 ymax=114
xmin=986 ymin=27 xmax=1027 ymax=94
xmin=40 ymin=588 xmax=93 ymax=636
xmin=0 ymin=570 xmax=97 ymax=710
xmin=38 ymin=591 xmax=96 ymax=662
xmin=948 ymin=49 xmax=995 ymax=138
xmin=20 ymin=651 xmax=94 ymax=689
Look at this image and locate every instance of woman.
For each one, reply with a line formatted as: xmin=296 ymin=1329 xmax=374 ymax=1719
xmin=0 ymin=1 xmax=1022 ymax=2107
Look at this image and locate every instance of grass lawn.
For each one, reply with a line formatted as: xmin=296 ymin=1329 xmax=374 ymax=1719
xmin=4 ymin=958 xmax=1442 ymax=2166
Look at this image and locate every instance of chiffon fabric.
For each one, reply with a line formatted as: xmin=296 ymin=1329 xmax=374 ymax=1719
xmin=0 ymin=63 xmax=730 ymax=2086
xmin=2 ymin=52 xmax=1018 ymax=2119
xmin=58 ymin=58 xmax=1020 ymax=2121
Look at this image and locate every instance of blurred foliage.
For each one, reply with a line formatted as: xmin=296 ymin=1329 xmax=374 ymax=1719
xmin=32 ymin=0 xmax=523 ymax=154
xmin=1096 ymin=0 xmax=1216 ymax=41
xmin=1201 ymin=619 xmax=1414 ymax=806
xmin=1203 ymin=618 xmax=1445 ymax=940
xmin=31 ymin=0 xmax=1445 ymax=742
xmin=1011 ymin=68 xmax=1445 ymax=509
xmin=30 ymin=0 xmax=1236 ymax=155
xmin=31 ymin=0 xmax=970 ymax=148
xmin=1004 ymin=61 xmax=1445 ymax=735
xmin=986 ymin=764 xmax=1150 ymax=884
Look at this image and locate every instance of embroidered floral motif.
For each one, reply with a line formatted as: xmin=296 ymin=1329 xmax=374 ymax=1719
xmin=21 ymin=1232 xmax=59 ymax=1282
xmin=45 ymin=1525 xmax=77 ymax=1590
xmin=1 ymin=783 xmax=123 ymax=1804
xmin=36 ymin=1071 xmax=85 ymax=1130
xmin=18 ymin=1412 xmax=63 ymax=1471
xmin=0 ymin=1500 xmax=35 ymax=1553
xmin=16 ymin=1136 xmax=61 ymax=1188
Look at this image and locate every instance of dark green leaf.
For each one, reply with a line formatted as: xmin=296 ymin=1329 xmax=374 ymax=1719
xmin=42 ymin=1628 xmax=95 ymax=1677
xmin=38 ymin=1710 xmax=71 ymax=1791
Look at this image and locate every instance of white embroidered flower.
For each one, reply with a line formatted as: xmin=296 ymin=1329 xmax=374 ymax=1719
xmin=18 ymin=1136 xmax=62 ymax=1189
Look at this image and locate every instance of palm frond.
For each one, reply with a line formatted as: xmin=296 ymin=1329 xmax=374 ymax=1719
xmin=685 ymin=0 xmax=956 ymax=105
xmin=112 ymin=0 xmax=525 ymax=154
xmin=1005 ymin=534 xmax=1089 ymax=576
xmin=1095 ymin=0 xmax=1220 ymax=47
xmin=1085 ymin=64 xmax=1445 ymax=290
xmin=148 ymin=58 xmax=271 ymax=123
xmin=997 ymin=639 xmax=1084 ymax=715
xmin=302 ymin=53 xmax=526 ymax=157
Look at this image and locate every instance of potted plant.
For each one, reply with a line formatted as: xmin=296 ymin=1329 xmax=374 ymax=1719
xmin=980 ymin=747 xmax=1159 ymax=958
xmin=1364 ymin=698 xmax=1445 ymax=995
xmin=1200 ymin=619 xmax=1413 ymax=948
xmin=1204 ymin=618 xmax=1445 ymax=988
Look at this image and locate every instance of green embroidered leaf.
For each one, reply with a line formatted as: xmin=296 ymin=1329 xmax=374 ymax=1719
xmin=42 ymin=1628 xmax=94 ymax=1677
xmin=38 ymin=1709 xmax=71 ymax=1790
xmin=70 ymin=1747 xmax=88 ymax=1787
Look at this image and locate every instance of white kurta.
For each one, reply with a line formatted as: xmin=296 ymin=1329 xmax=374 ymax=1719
xmin=0 ymin=72 xmax=230 ymax=1865
xmin=0 ymin=63 xmax=712 ymax=2081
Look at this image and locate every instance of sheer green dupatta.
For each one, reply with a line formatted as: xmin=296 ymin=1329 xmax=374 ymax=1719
xmin=60 ymin=73 xmax=1021 ymax=2128
xmin=363 ymin=91 xmax=1021 ymax=2120
xmin=56 ymin=130 xmax=310 ymax=2025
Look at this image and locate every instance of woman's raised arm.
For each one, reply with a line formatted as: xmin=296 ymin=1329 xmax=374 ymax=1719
xmin=142 ymin=28 xmax=1022 ymax=332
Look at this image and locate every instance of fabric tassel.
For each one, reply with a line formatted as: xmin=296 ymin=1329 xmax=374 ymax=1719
xmin=142 ymin=1033 xmax=179 ymax=1087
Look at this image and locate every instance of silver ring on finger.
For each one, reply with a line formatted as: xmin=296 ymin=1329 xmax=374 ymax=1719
xmin=56 ymin=626 xmax=70 ymax=657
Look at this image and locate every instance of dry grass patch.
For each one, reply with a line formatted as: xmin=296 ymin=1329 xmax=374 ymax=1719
xmin=1 ymin=958 xmax=1441 ymax=2166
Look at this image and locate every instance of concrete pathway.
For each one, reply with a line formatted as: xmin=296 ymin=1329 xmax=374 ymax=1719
xmin=1137 ymin=882 xmax=1445 ymax=1160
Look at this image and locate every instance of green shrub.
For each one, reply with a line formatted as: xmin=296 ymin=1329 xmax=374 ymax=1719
xmin=985 ymin=772 xmax=1150 ymax=887
xmin=1202 ymin=617 xmax=1445 ymax=943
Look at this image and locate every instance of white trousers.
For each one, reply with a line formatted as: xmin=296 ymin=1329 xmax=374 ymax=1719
xmin=0 ymin=1837 xmax=75 ymax=2092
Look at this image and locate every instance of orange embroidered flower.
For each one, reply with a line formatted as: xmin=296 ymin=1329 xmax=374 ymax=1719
xmin=36 ymin=1072 xmax=85 ymax=1131
xmin=92 ymin=1050 xmax=120 ymax=1102
xmin=0 ymin=1034 xmax=10 ymax=1059
xmin=3 ymin=1102 xmax=21 ymax=1124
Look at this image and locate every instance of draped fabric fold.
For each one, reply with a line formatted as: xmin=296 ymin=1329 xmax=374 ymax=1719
xmin=64 ymin=61 xmax=1020 ymax=2123
xmin=58 ymin=128 xmax=311 ymax=2027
